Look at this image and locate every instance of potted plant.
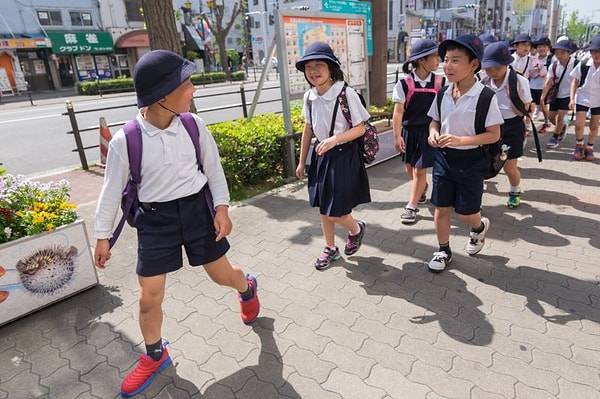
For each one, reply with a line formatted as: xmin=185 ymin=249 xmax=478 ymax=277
xmin=0 ymin=173 xmax=98 ymax=326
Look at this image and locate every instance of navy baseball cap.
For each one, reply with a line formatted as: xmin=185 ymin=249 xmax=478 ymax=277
xmin=408 ymin=39 xmax=438 ymax=62
xmin=482 ymin=41 xmax=514 ymax=68
xmin=439 ymin=34 xmax=484 ymax=72
xmin=133 ymin=50 xmax=196 ymax=108
xmin=296 ymin=41 xmax=341 ymax=72
xmin=511 ymin=33 xmax=533 ymax=46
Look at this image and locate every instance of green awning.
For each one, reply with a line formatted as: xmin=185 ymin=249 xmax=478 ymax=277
xmin=48 ymin=31 xmax=114 ymax=54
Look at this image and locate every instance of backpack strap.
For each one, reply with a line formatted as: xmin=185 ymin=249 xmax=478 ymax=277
xmin=404 ymin=74 xmax=416 ymax=106
xmin=579 ymin=59 xmax=591 ymax=88
xmin=475 ymin=86 xmax=495 ymax=134
xmin=435 ymin=84 xmax=449 ymax=121
xmin=109 ymin=119 xmax=143 ymax=248
xmin=506 ymin=70 xmax=542 ymax=161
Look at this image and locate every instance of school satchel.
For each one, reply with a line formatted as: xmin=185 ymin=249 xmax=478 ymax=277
xmin=436 ymin=85 xmax=503 ymax=179
xmin=108 ymin=113 xmax=212 ymax=248
xmin=544 ymin=62 xmax=565 ymax=104
xmin=337 ymin=84 xmax=380 ymax=164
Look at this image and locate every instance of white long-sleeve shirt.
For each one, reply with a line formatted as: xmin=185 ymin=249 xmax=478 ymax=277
xmin=94 ymin=112 xmax=230 ymax=239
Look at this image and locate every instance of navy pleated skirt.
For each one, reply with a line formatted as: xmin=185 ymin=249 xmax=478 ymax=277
xmin=307 ymin=141 xmax=371 ymax=217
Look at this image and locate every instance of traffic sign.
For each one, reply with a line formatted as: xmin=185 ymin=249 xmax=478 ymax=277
xmin=322 ymin=0 xmax=373 ymax=56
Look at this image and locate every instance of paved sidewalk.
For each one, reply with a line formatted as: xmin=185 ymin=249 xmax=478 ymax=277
xmin=1 ymin=126 xmax=600 ymax=398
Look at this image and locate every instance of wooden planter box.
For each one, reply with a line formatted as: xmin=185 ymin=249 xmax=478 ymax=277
xmin=0 ymin=219 xmax=98 ymax=326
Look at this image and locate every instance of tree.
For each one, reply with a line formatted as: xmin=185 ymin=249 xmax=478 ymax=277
xmin=202 ymin=1 xmax=245 ymax=78
xmin=564 ymin=11 xmax=587 ymax=46
xmin=141 ymin=0 xmax=182 ymax=53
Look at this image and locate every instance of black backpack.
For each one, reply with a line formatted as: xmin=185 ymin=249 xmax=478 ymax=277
xmin=435 ymin=85 xmax=503 ymax=179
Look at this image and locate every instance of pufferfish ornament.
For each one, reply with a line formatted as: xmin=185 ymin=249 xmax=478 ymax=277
xmin=15 ymin=245 xmax=79 ymax=295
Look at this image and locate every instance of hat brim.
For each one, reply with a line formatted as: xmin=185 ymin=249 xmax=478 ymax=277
xmin=295 ymin=55 xmax=339 ymax=72
xmin=408 ymin=47 xmax=438 ymax=62
xmin=481 ymin=59 xmax=511 ymax=68
xmin=137 ymin=59 xmax=196 ymax=108
xmin=438 ymin=39 xmax=481 ymax=73
xmin=552 ymin=45 xmax=574 ymax=52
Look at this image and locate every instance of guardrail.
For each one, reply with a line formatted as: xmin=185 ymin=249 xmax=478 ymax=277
xmin=64 ymin=69 xmax=402 ymax=173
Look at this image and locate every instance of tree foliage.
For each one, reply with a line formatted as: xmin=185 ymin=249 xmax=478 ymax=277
xmin=564 ymin=11 xmax=588 ymax=46
xmin=202 ymin=2 xmax=246 ymax=77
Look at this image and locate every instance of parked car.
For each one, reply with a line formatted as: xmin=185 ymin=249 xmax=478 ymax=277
xmin=261 ymin=57 xmax=278 ymax=69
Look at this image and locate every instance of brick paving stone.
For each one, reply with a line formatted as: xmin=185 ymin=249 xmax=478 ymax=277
xmin=319 ymin=342 xmax=376 ymax=379
xmin=25 ymin=344 xmax=68 ymax=378
xmin=531 ymin=349 xmax=600 ymax=387
xmin=557 ymin=378 xmax=600 ymax=399
xmin=450 ymin=356 xmax=517 ymax=397
xmin=408 ymin=361 xmax=474 ymax=399
xmin=321 ymin=368 xmax=388 ymax=399
xmin=0 ymin=348 xmax=30 ymax=383
xmin=365 ymin=364 xmax=431 ymax=399
xmin=315 ymin=320 xmax=368 ymax=351
xmin=39 ymin=365 xmax=89 ymax=398
xmin=399 ymin=335 xmax=455 ymax=371
xmin=284 ymin=345 xmax=336 ymax=384
xmin=63 ymin=341 xmax=107 ymax=375
xmin=0 ymin=371 xmax=48 ymax=399
xmin=491 ymin=351 xmax=560 ymax=394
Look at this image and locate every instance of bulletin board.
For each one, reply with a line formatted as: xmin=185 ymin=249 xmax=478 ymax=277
xmin=278 ymin=10 xmax=368 ymax=100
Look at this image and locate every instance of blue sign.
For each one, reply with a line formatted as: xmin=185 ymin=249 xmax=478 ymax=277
xmin=322 ymin=0 xmax=372 ymax=55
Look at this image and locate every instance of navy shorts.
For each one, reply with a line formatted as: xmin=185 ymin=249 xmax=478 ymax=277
xmin=134 ymin=188 xmax=230 ymax=277
xmin=531 ymin=89 xmax=543 ymax=105
xmin=431 ymin=147 xmax=485 ymax=216
xmin=549 ymin=97 xmax=570 ymax=111
xmin=402 ymin=125 xmax=434 ymax=168
xmin=501 ymin=116 xmax=525 ymax=159
xmin=576 ymin=104 xmax=600 ymax=115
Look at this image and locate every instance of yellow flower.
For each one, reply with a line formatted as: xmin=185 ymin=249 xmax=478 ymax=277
xmin=46 ymin=223 xmax=54 ymax=230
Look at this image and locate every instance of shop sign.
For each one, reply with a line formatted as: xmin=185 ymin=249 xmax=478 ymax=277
xmin=48 ymin=32 xmax=114 ymax=54
xmin=0 ymin=38 xmax=50 ymax=50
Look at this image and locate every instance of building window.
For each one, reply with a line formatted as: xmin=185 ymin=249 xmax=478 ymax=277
xmin=124 ymin=0 xmax=144 ymax=22
xmin=253 ymin=0 xmax=259 ymax=5
xmin=70 ymin=11 xmax=93 ymax=26
xmin=37 ymin=10 xmax=63 ymax=26
xmin=227 ymin=37 xmax=233 ymax=44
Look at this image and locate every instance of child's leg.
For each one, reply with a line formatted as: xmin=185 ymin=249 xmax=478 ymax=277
xmin=329 ymin=214 xmax=366 ymax=256
xmin=204 ymin=255 xmax=249 ymax=292
xmin=434 ymin=207 xmax=452 ymax=245
xmin=554 ymin=109 xmax=568 ymax=135
xmin=321 ymin=214 xmax=337 ymax=247
xmin=329 ymin=214 xmax=360 ymax=235
xmin=574 ymin=110 xmax=587 ymax=141
xmin=409 ymin=167 xmax=428 ymax=207
xmin=457 ymin=212 xmax=484 ymax=231
xmin=138 ymin=274 xmax=167 ymax=345
xmin=503 ymin=158 xmax=520 ymax=188
xmin=588 ymin=114 xmax=599 ymax=144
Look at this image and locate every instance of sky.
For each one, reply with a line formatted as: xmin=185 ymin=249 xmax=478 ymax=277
xmin=561 ymin=0 xmax=600 ymax=23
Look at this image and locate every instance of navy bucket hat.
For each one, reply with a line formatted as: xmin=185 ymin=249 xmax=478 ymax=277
xmin=552 ymin=39 xmax=576 ymax=53
xmin=133 ymin=50 xmax=196 ymax=108
xmin=295 ymin=41 xmax=341 ymax=72
xmin=439 ymin=34 xmax=484 ymax=72
xmin=586 ymin=34 xmax=600 ymax=51
xmin=534 ymin=37 xmax=552 ymax=48
xmin=408 ymin=39 xmax=438 ymax=62
xmin=510 ymin=33 xmax=533 ymax=46
xmin=479 ymin=33 xmax=497 ymax=47
xmin=481 ymin=41 xmax=514 ymax=68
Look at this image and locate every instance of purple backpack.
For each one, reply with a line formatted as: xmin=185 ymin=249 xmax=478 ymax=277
xmin=109 ymin=113 xmax=213 ymax=248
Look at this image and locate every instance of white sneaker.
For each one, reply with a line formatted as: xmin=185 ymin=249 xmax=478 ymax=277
xmin=466 ymin=217 xmax=490 ymax=255
xmin=428 ymin=251 xmax=452 ymax=272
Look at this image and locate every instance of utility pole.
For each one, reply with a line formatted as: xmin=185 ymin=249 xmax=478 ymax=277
xmin=368 ymin=0 xmax=387 ymax=107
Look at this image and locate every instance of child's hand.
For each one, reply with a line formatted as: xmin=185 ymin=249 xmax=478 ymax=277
xmin=214 ymin=206 xmax=232 ymax=241
xmin=394 ymin=135 xmax=406 ymax=153
xmin=315 ymin=137 xmax=338 ymax=155
xmin=428 ymin=133 xmax=440 ymax=148
xmin=94 ymin=239 xmax=111 ymax=269
xmin=436 ymin=134 xmax=460 ymax=148
xmin=295 ymin=163 xmax=306 ymax=179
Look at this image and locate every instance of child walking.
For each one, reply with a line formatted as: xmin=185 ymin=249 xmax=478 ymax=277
xmin=93 ymin=50 xmax=259 ymax=397
xmin=294 ymin=41 xmax=371 ymax=270
xmin=426 ymin=34 xmax=504 ymax=272
xmin=569 ymin=34 xmax=600 ymax=162
xmin=542 ymin=39 xmax=578 ymax=149
xmin=481 ymin=41 xmax=533 ymax=209
xmin=392 ymin=39 xmax=443 ymax=224
xmin=531 ymin=38 xmax=552 ymax=131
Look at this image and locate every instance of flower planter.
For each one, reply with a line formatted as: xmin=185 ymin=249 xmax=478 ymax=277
xmin=0 ymin=219 xmax=98 ymax=326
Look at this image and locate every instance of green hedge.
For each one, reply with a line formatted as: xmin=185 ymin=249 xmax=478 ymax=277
xmin=209 ymin=106 xmax=305 ymax=192
xmin=76 ymin=71 xmax=246 ymax=95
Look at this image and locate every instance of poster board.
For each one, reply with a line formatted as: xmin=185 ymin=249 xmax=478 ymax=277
xmin=278 ymin=10 xmax=368 ymax=100
xmin=0 ymin=68 xmax=14 ymax=96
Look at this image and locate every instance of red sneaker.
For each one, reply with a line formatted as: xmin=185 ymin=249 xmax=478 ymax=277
xmin=121 ymin=345 xmax=171 ymax=397
xmin=239 ymin=274 xmax=259 ymax=324
xmin=574 ymin=144 xmax=585 ymax=160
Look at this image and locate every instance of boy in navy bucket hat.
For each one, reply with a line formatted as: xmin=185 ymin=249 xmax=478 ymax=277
xmin=531 ymin=37 xmax=553 ymax=127
xmin=568 ymin=33 xmax=600 ymax=161
xmin=94 ymin=50 xmax=260 ymax=397
xmin=425 ymin=34 xmax=504 ymax=272
xmin=481 ymin=41 xmax=533 ymax=208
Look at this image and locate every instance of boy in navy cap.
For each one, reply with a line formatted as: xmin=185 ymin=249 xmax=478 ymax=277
xmin=542 ymin=39 xmax=578 ymax=148
xmin=511 ymin=33 xmax=542 ymax=79
xmin=569 ymin=34 xmax=600 ymax=161
xmin=94 ymin=50 xmax=260 ymax=397
xmin=531 ymin=38 xmax=552 ymax=127
xmin=426 ymin=34 xmax=504 ymax=272
xmin=481 ymin=41 xmax=533 ymax=208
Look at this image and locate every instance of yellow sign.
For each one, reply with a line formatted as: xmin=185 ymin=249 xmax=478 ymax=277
xmin=0 ymin=38 xmax=50 ymax=49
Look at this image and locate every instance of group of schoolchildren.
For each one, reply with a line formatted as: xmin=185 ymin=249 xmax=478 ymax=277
xmin=92 ymin=34 xmax=600 ymax=396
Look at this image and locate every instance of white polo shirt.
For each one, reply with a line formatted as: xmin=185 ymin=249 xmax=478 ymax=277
xmin=427 ymin=81 xmax=504 ymax=149
xmin=547 ymin=58 xmax=577 ymax=99
xmin=570 ymin=58 xmax=600 ymax=108
xmin=486 ymin=71 xmax=532 ymax=119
